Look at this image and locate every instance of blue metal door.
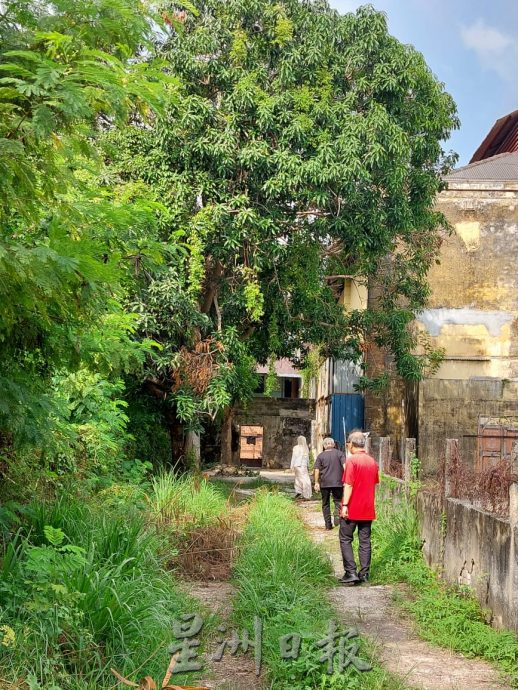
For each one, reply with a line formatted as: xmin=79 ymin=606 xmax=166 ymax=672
xmin=331 ymin=394 xmax=364 ymax=449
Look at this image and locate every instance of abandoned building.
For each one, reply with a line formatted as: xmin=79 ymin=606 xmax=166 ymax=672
xmin=366 ymin=109 xmax=518 ymax=473
xmin=220 ymin=359 xmax=314 ymax=469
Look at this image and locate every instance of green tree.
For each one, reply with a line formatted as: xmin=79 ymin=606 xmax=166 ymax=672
xmin=106 ymin=0 xmax=458 ymax=460
xmin=0 ymin=0 xmax=175 ymax=470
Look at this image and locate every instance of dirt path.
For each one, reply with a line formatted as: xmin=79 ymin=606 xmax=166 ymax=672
xmin=299 ymin=498 xmax=512 ymax=690
xmin=181 ymin=582 xmax=263 ymax=690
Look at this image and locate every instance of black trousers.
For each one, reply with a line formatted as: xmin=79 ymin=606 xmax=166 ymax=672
xmin=321 ymin=486 xmax=343 ymax=528
xmin=339 ymin=519 xmax=372 ymax=577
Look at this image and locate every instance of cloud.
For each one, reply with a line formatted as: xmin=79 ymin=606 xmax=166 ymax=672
xmin=461 ymin=19 xmax=517 ymax=83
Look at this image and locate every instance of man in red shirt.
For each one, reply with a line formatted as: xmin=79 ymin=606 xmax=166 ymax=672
xmin=338 ymin=430 xmax=379 ymax=585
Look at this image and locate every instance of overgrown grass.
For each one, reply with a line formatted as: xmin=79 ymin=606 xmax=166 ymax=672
xmin=372 ymin=484 xmax=518 ymax=685
xmin=0 ymin=487 xmax=212 ymax=689
xmin=232 ymin=491 xmax=410 ymax=690
xmin=149 ymin=471 xmax=230 ymax=526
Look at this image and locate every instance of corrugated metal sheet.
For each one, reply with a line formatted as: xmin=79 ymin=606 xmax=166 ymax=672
xmin=330 ymin=394 xmax=364 ymax=449
xmin=331 ymin=360 xmax=362 ymax=394
xmin=447 ymin=151 xmax=518 ymax=181
xmin=471 ymin=110 xmax=518 ymax=162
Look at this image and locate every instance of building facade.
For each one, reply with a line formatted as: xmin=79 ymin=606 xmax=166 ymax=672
xmin=366 ymin=112 xmax=518 ymax=473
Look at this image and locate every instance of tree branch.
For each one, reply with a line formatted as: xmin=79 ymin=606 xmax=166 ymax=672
xmin=201 ymin=260 xmax=224 ymax=314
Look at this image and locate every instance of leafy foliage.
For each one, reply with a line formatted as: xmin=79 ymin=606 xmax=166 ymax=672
xmin=0 ymin=0 xmax=175 ymax=444
xmin=106 ymin=0 xmax=458 ymax=433
xmin=0 ymin=495 xmax=197 ymax=689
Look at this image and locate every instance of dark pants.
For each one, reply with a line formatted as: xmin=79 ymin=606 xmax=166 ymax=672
xmin=321 ymin=486 xmax=343 ymax=528
xmin=339 ymin=519 xmax=372 ymax=577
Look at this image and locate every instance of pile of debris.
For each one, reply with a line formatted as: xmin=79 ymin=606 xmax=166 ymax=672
xmin=208 ymin=464 xmax=259 ymax=478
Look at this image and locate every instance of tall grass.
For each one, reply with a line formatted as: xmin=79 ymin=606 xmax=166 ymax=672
xmin=0 ymin=496 xmax=197 ymax=689
xmin=148 ymin=472 xmax=229 ymax=526
xmin=372 ymin=483 xmax=518 ymax=685
xmin=233 ymin=491 xmax=409 ymax=690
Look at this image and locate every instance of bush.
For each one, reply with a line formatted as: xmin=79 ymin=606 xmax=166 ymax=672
xmin=0 ymin=496 xmax=195 ymax=689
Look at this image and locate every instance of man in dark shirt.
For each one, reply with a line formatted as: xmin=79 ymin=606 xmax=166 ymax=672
xmin=314 ymin=437 xmax=346 ymax=530
xmin=338 ymin=430 xmax=379 ymax=585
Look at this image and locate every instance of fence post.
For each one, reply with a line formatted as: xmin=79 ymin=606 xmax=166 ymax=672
xmin=378 ymin=437 xmax=391 ymax=475
xmin=404 ymin=438 xmax=416 ymax=486
xmin=510 ymin=440 xmax=518 ymax=526
xmin=364 ymin=435 xmax=371 ymax=455
xmin=445 ymin=438 xmax=459 ymax=499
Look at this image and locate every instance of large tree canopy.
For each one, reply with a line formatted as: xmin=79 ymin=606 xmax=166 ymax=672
xmin=106 ymin=0 xmax=458 ymax=436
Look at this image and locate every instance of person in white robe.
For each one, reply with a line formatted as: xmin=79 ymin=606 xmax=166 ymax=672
xmin=290 ymin=435 xmax=312 ymax=499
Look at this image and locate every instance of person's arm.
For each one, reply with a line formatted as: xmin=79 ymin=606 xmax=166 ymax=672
xmin=314 ymin=468 xmax=320 ymax=492
xmin=340 ymin=483 xmax=353 ymax=518
xmin=290 ymin=447 xmax=297 ymax=470
xmin=340 ymin=461 xmax=355 ymax=518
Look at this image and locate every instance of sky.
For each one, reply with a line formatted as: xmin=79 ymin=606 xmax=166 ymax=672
xmin=329 ymin=0 xmax=518 ymax=166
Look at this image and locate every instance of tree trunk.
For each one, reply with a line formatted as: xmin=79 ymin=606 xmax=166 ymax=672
xmin=184 ymin=429 xmax=201 ymax=469
xmin=220 ymin=406 xmax=234 ymax=466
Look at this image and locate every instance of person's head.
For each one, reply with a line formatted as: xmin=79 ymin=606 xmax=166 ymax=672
xmin=296 ymin=436 xmax=308 ymax=450
xmin=323 ymin=437 xmax=335 ymax=450
xmin=347 ymin=430 xmax=366 ymax=454
xmin=346 ymin=428 xmax=361 ymax=454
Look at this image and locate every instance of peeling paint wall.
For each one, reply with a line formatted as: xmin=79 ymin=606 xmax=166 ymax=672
xmin=420 ymin=181 xmax=518 ymax=381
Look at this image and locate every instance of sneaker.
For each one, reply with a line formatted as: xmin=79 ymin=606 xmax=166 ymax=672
xmin=325 ymin=525 xmax=334 ymax=531
xmin=358 ymin=574 xmax=369 ymax=584
xmin=338 ymin=573 xmax=360 ymax=585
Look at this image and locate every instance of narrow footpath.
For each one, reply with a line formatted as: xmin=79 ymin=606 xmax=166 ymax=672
xmin=183 ymin=582 xmax=263 ymax=690
xmin=299 ymin=498 xmax=511 ymax=690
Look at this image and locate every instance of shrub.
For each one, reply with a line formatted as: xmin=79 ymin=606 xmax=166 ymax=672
xmin=0 ymin=496 xmax=195 ymax=689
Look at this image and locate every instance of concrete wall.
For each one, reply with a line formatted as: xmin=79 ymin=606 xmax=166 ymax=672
xmin=417 ymin=491 xmax=518 ymax=632
xmin=418 ymin=378 xmax=518 ymax=472
xmin=230 ymin=398 xmax=315 ymax=469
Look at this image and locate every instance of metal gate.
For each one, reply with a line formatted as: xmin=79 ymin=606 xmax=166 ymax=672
xmin=477 ymin=416 xmax=518 ymax=471
xmin=330 ymin=394 xmax=365 ymax=450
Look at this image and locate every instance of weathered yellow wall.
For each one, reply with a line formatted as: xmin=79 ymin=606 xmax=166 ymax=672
xmin=340 ymin=278 xmax=368 ymax=312
xmin=416 ymin=180 xmax=518 ymax=380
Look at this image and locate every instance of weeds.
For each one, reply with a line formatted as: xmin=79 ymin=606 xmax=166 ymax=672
xmin=0 ymin=495 xmax=198 ymax=689
xmin=372 ymin=485 xmax=518 ymax=685
xmin=148 ymin=472 xmax=229 ymax=526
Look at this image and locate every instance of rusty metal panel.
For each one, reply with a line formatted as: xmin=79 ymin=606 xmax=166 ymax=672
xmin=477 ymin=416 xmax=518 ymax=471
xmin=240 ymin=425 xmax=263 ymax=466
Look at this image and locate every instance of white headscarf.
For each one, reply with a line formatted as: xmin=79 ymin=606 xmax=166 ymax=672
xmin=297 ymin=436 xmax=309 ymax=452
xmin=291 ymin=436 xmax=309 ymax=468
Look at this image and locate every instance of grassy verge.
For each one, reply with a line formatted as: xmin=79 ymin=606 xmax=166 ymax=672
xmin=232 ymin=491 xmax=410 ymax=690
xmin=371 ymin=484 xmax=518 ymax=685
xmin=0 ymin=473 xmax=233 ymax=689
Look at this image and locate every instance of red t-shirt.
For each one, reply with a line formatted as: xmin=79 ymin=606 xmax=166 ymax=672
xmin=342 ymin=452 xmax=379 ymax=521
